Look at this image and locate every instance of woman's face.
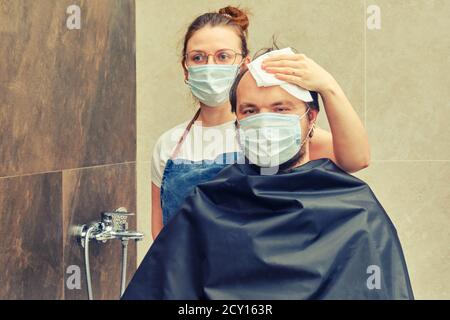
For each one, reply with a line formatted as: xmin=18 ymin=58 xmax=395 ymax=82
xmin=184 ymin=26 xmax=249 ymax=79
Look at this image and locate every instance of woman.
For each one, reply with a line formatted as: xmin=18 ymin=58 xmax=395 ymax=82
xmin=151 ymin=6 xmax=370 ymax=239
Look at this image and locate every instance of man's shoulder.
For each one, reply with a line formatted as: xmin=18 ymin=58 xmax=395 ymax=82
xmin=197 ymin=158 xmax=369 ymax=193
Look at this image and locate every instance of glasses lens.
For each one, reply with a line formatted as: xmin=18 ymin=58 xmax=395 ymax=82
xmin=186 ymin=51 xmax=207 ymax=66
xmin=214 ymin=49 xmax=237 ymax=65
xmin=186 ymin=49 xmax=241 ymax=66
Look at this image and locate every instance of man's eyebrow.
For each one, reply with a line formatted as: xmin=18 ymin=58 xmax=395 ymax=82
xmin=238 ymin=101 xmax=295 ymax=110
xmin=270 ymin=100 xmax=294 ymax=107
xmin=239 ymin=102 xmax=258 ymax=109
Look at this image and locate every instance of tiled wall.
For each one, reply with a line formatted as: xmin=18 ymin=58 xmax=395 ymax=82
xmin=355 ymin=0 xmax=450 ymax=300
xmin=136 ymin=0 xmax=450 ymax=299
xmin=0 ymin=0 xmax=136 ymax=299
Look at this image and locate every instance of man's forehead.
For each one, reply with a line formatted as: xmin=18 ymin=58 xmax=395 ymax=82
xmin=237 ymin=71 xmax=303 ymax=106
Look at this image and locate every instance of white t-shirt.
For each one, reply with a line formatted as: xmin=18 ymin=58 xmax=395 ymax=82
xmin=151 ymin=118 xmax=241 ymax=188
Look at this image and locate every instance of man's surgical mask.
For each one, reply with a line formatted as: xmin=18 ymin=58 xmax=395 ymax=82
xmin=237 ymin=109 xmax=310 ymax=168
xmin=186 ymin=64 xmax=239 ymax=107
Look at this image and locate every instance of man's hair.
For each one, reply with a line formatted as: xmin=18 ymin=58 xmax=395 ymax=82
xmin=230 ymin=42 xmax=320 ymax=113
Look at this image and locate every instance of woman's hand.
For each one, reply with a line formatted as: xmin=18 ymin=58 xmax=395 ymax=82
xmin=261 ymin=53 xmax=336 ymax=94
xmin=262 ymin=52 xmax=371 ymax=173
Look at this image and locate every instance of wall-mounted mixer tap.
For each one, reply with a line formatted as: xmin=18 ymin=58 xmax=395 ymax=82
xmin=77 ymin=207 xmax=144 ymax=300
xmin=79 ymin=210 xmax=144 ymax=246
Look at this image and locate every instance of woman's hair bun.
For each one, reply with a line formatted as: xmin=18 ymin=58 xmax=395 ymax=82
xmin=218 ymin=6 xmax=250 ymax=33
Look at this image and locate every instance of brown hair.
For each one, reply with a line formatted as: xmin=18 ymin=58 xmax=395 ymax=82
xmin=181 ymin=6 xmax=250 ymax=68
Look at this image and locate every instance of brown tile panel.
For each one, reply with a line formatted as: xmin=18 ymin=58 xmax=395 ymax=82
xmin=0 ymin=0 xmax=136 ymax=177
xmin=0 ymin=172 xmax=63 ymax=299
xmin=63 ymin=162 xmax=136 ymax=300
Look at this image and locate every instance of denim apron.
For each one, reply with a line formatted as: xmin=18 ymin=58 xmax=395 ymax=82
xmin=160 ymin=109 xmax=243 ymax=226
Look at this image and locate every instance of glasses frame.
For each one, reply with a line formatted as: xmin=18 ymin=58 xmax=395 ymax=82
xmin=184 ymin=48 xmax=244 ymax=67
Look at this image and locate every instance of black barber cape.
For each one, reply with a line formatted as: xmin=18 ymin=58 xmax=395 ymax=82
xmin=123 ymin=158 xmax=414 ymax=300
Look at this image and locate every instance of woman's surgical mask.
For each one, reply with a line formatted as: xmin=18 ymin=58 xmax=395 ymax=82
xmin=237 ymin=109 xmax=310 ymax=168
xmin=185 ymin=64 xmax=240 ymax=107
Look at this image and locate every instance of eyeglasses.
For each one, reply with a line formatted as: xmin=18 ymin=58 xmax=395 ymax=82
xmin=185 ymin=49 xmax=244 ymax=67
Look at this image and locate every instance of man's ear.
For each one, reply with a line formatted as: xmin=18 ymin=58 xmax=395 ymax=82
xmin=308 ymin=109 xmax=319 ymax=123
xmin=308 ymin=109 xmax=319 ymax=138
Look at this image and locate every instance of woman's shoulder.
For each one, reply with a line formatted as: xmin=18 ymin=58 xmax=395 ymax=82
xmin=309 ymin=126 xmax=336 ymax=162
xmin=156 ymin=119 xmax=191 ymax=147
xmin=152 ymin=120 xmax=190 ymax=162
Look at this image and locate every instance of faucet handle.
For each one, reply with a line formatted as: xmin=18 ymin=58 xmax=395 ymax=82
xmin=105 ymin=207 xmax=134 ymax=215
xmin=102 ymin=207 xmax=134 ymax=232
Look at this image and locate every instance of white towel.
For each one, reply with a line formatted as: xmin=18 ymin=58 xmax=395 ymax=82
xmin=247 ymin=47 xmax=313 ymax=102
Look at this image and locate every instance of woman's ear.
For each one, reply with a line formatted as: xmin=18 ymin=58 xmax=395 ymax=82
xmin=182 ymin=61 xmax=188 ymax=81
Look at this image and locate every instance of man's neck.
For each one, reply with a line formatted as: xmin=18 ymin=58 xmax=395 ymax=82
xmin=290 ymin=148 xmax=310 ymax=169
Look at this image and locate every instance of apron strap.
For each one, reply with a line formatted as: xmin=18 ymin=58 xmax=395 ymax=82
xmin=170 ymin=108 xmax=201 ymax=160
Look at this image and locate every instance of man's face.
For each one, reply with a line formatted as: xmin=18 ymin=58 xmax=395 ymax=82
xmin=235 ymin=71 xmax=318 ymax=149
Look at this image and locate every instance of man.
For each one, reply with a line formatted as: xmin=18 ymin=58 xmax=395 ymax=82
xmin=122 ymin=48 xmax=413 ymax=300
xmin=230 ymin=47 xmax=320 ymax=175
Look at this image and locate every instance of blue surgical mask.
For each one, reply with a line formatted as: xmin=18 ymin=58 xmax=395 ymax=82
xmin=237 ymin=110 xmax=310 ymax=167
xmin=186 ymin=64 xmax=240 ymax=107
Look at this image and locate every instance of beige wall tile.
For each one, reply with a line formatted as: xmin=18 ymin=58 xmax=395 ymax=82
xmin=355 ymin=161 xmax=450 ymax=299
xmin=366 ymin=0 xmax=450 ymax=160
xmin=136 ymin=159 xmax=153 ymax=262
